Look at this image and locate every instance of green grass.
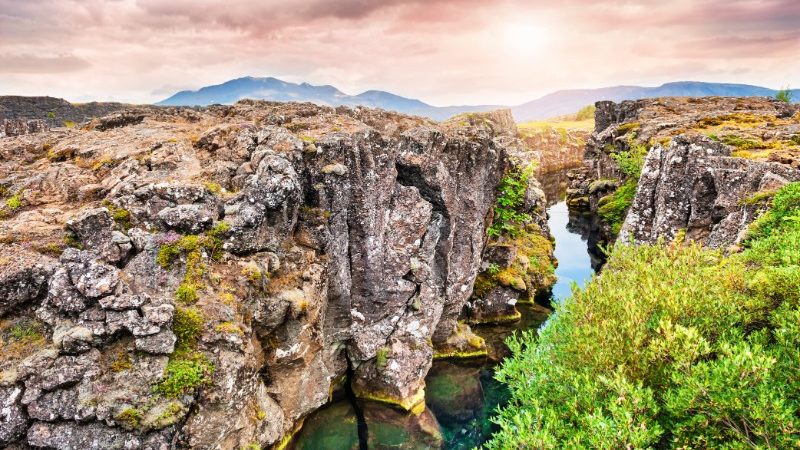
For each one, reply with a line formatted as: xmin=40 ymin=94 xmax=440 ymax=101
xmin=487 ymin=182 xmax=800 ymax=449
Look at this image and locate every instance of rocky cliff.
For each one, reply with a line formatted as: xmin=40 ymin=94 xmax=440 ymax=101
xmin=0 ymin=100 xmax=511 ymax=449
xmin=568 ymin=96 xmax=800 ymax=247
xmin=0 ymin=96 xmax=143 ymax=129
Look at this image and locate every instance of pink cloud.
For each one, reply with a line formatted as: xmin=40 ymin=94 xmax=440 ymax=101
xmin=0 ymin=0 xmax=797 ymax=105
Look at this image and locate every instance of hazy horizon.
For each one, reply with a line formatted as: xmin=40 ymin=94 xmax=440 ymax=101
xmin=1 ymin=0 xmax=798 ymax=105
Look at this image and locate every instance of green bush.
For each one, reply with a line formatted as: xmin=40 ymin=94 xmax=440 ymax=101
xmin=488 ymin=164 xmax=534 ymax=238
xmin=597 ymin=143 xmax=647 ymax=235
xmin=775 ymin=87 xmax=793 ymax=103
xmin=575 ymin=104 xmax=596 ymax=121
xmin=487 ymin=182 xmax=800 ymax=449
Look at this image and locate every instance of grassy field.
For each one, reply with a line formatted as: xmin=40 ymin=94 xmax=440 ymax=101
xmin=517 ymin=104 xmax=596 ymax=133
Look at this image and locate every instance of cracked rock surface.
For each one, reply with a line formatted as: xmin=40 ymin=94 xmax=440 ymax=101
xmin=0 ymin=100 xmax=510 ymax=448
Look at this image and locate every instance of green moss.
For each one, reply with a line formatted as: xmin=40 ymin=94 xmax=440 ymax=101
xmin=156 ymin=354 xmax=214 ymax=398
xmin=352 ymin=385 xmax=426 ymax=412
xmin=173 ymin=307 xmax=204 ymax=353
xmin=375 ymin=347 xmax=389 ymax=372
xmin=175 ymin=282 xmax=199 ymax=304
xmin=157 ymin=225 xmax=229 ymax=304
xmin=598 ymin=179 xmax=638 ymax=235
xmin=63 ymin=231 xmax=83 ymax=249
xmin=159 ymin=307 xmax=212 ymax=399
xmin=465 ymin=311 xmax=522 ymax=326
xmin=596 ymin=142 xmax=648 ymax=237
xmin=204 ymin=182 xmax=222 ymax=195
xmin=152 ymin=402 xmax=185 ymax=428
xmin=474 ymin=223 xmax=556 ymax=301
xmin=115 ymin=408 xmax=142 ymax=430
xmin=102 ymin=201 xmax=132 ymax=231
xmin=5 ymin=193 xmax=22 ymax=211
xmin=110 ymin=351 xmax=133 ymax=373
xmin=616 ymin=122 xmax=641 ymax=135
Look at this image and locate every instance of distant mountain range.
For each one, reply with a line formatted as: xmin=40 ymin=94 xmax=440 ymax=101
xmin=158 ymin=78 xmax=799 ymax=122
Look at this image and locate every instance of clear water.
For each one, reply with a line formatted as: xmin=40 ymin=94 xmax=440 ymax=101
xmin=547 ymin=201 xmax=594 ymax=301
xmin=289 ymin=175 xmax=597 ymax=450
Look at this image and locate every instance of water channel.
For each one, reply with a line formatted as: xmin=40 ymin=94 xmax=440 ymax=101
xmin=289 ymin=170 xmax=598 ymax=449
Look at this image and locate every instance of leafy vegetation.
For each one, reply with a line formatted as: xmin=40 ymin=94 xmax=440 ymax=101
xmin=575 ymin=104 xmax=596 ymax=121
xmin=488 ymin=164 xmax=534 ymax=238
xmin=597 ymin=142 xmax=647 ymax=235
xmin=775 ymin=86 xmax=793 ymax=103
xmin=487 ymin=182 xmax=800 ymax=449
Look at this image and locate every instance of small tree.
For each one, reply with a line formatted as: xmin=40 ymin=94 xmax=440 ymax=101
xmin=775 ymin=86 xmax=793 ymax=103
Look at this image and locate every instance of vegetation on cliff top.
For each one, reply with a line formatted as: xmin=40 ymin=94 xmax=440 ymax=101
xmin=487 ymin=182 xmax=800 ymax=449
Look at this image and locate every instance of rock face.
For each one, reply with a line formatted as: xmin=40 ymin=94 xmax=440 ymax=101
xmin=0 ymin=96 xmax=142 ymax=129
xmin=520 ymin=125 xmax=587 ymax=174
xmin=621 ymin=135 xmax=800 ymax=247
xmin=568 ymin=96 xmax=800 ymax=245
xmin=0 ymin=100 xmax=509 ymax=448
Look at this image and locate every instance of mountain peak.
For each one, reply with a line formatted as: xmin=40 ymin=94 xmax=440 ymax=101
xmin=158 ymin=77 xmax=798 ymax=121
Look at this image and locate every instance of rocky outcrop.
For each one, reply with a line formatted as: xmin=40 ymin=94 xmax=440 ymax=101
xmin=620 ymin=135 xmax=800 ymax=247
xmin=568 ymin=96 xmax=800 ymax=246
xmin=0 ymin=96 xmax=143 ymax=129
xmin=520 ymin=126 xmax=587 ymax=174
xmin=1 ymin=119 xmax=50 ymax=138
xmin=0 ymin=100 xmax=509 ymax=448
xmin=451 ymin=111 xmax=558 ymax=327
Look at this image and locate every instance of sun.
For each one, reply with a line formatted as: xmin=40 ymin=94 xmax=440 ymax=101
xmin=501 ymin=22 xmax=550 ymax=56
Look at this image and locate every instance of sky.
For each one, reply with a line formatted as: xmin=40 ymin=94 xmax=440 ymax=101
xmin=1 ymin=0 xmax=798 ymax=105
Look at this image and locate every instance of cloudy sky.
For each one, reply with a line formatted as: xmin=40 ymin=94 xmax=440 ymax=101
xmin=1 ymin=0 xmax=798 ymax=105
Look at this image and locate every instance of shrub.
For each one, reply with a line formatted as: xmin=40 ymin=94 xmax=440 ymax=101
xmin=575 ymin=104 xmax=596 ymax=121
xmin=776 ymin=86 xmax=793 ymax=103
xmin=487 ymin=182 xmax=800 ymax=449
xmin=597 ymin=143 xmax=647 ymax=235
xmin=488 ymin=164 xmax=534 ymax=238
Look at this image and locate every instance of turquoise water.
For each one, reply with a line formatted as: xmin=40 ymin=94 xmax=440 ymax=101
xmin=290 ymin=180 xmax=596 ymax=450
